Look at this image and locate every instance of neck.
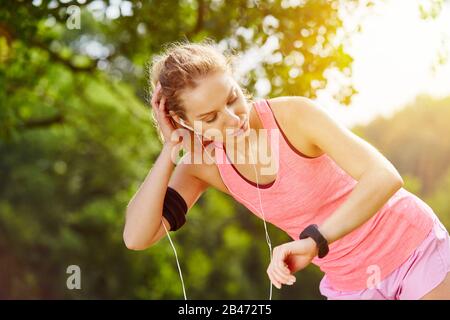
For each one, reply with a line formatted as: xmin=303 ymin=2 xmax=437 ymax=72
xmin=224 ymin=132 xmax=260 ymax=165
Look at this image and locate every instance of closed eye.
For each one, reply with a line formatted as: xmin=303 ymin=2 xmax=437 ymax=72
xmin=205 ymin=95 xmax=238 ymax=123
xmin=205 ymin=114 xmax=218 ymax=123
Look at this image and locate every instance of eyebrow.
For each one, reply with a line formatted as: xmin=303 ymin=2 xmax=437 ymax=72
xmin=196 ymin=85 xmax=235 ymax=119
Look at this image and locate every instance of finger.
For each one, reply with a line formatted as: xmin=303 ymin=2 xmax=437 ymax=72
xmin=272 ymin=248 xmax=291 ymax=277
xmin=159 ymin=95 xmax=166 ymax=112
xmin=280 ymin=260 xmax=296 ymax=281
xmin=272 ymin=253 xmax=295 ymax=278
xmin=276 ymin=265 xmax=295 ymax=283
xmin=267 ymin=267 xmax=282 ymax=289
xmin=274 ymin=248 xmax=289 ymax=270
xmin=151 ymin=85 xmax=161 ymax=108
xmin=273 ymin=247 xmax=286 ymax=267
xmin=152 ymin=97 xmax=160 ymax=112
xmin=269 ymin=271 xmax=282 ymax=289
xmin=269 ymin=263 xmax=292 ymax=288
xmin=270 ymin=250 xmax=286 ymax=287
xmin=281 ymin=262 xmax=293 ymax=277
xmin=272 ymin=264 xmax=295 ymax=285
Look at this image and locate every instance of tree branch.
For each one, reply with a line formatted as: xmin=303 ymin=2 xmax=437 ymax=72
xmin=186 ymin=0 xmax=206 ymax=39
xmin=22 ymin=114 xmax=65 ymax=129
xmin=30 ymin=40 xmax=98 ymax=73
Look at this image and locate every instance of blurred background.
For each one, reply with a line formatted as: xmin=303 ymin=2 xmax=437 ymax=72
xmin=1 ymin=0 xmax=449 ymax=299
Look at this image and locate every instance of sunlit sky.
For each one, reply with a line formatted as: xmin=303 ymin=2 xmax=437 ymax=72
xmin=239 ymin=0 xmax=450 ymax=128
xmin=316 ymin=0 xmax=450 ymax=128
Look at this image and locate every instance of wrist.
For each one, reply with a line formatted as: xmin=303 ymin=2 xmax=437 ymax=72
xmin=163 ymin=139 xmax=184 ymax=155
xmin=161 ymin=142 xmax=181 ymax=166
xmin=163 ymin=139 xmax=181 ymax=149
xmin=304 ymin=237 xmax=319 ymax=258
xmin=299 ymin=224 xmax=329 ymax=259
xmin=163 ymin=136 xmax=182 ymax=148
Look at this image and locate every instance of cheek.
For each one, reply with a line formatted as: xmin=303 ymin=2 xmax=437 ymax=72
xmin=202 ymin=122 xmax=227 ymax=141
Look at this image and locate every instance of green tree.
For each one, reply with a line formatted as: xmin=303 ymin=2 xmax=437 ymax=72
xmin=1 ymin=0 xmax=380 ymax=299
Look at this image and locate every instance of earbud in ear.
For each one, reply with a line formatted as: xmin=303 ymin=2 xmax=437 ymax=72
xmin=178 ymin=118 xmax=194 ymax=131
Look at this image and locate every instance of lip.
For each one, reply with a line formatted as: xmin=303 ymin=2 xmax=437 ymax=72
xmin=230 ymin=119 xmax=248 ymax=136
xmin=239 ymin=119 xmax=247 ymax=131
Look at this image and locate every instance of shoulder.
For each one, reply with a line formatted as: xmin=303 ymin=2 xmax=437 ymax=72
xmin=265 ymin=96 xmax=326 ymax=156
xmin=266 ymin=96 xmax=323 ymax=119
xmin=266 ymin=96 xmax=333 ymax=133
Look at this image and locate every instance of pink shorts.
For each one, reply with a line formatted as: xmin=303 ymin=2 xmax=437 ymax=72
xmin=319 ymin=215 xmax=450 ymax=300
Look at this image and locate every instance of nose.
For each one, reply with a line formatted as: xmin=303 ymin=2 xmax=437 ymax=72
xmin=223 ymin=106 xmax=243 ymax=127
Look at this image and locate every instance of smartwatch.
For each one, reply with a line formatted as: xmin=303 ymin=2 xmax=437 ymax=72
xmin=299 ymin=224 xmax=329 ymax=259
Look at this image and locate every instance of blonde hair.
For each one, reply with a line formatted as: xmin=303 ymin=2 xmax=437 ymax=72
xmin=147 ymin=38 xmax=253 ymax=143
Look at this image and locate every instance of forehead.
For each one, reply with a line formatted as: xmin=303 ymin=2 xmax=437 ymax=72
xmin=182 ymin=72 xmax=234 ymax=116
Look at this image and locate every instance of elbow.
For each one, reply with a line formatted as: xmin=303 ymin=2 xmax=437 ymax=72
xmin=126 ymin=244 xmax=150 ymax=251
xmin=369 ymin=166 xmax=404 ymax=191
xmin=123 ymin=227 xmax=150 ymax=251
xmin=123 ymin=231 xmax=137 ymax=250
xmin=123 ymin=235 xmax=150 ymax=251
xmin=123 ymin=208 xmax=150 ymax=251
xmin=390 ymin=170 xmax=404 ymax=188
xmin=385 ymin=169 xmax=404 ymax=190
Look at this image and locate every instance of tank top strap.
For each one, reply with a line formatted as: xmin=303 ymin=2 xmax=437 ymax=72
xmin=253 ymin=99 xmax=279 ymax=130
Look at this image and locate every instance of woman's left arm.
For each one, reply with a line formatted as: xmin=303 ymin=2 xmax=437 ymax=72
xmin=267 ymin=97 xmax=404 ymax=288
xmin=292 ymin=96 xmax=404 ymax=245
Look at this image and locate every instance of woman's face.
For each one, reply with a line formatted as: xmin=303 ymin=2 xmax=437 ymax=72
xmin=178 ymin=71 xmax=251 ymax=144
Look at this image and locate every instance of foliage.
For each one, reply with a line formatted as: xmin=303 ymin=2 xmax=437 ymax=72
xmin=3 ymin=0 xmax=446 ymax=300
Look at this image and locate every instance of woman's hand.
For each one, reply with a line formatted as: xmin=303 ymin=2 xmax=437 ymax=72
xmin=267 ymin=238 xmax=319 ymax=289
xmin=151 ymin=82 xmax=211 ymax=159
xmin=151 ymin=82 xmax=182 ymax=146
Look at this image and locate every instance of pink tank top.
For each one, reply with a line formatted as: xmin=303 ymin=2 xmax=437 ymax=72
xmin=213 ymin=99 xmax=434 ymax=291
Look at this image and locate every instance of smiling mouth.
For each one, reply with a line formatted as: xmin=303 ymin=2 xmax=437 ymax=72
xmin=229 ymin=119 xmax=248 ymax=136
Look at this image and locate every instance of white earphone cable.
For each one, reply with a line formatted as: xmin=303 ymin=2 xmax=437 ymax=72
xmin=247 ymin=135 xmax=274 ymax=300
xmin=161 ymin=121 xmax=274 ymax=300
xmin=162 ymin=220 xmax=187 ymax=300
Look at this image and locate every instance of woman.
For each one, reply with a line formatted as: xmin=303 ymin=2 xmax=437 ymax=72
xmin=123 ymin=40 xmax=450 ymax=300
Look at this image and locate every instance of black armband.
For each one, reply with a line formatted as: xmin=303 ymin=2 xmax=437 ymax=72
xmin=162 ymin=186 xmax=188 ymax=231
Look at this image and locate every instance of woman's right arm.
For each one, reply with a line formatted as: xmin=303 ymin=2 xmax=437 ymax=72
xmin=123 ymin=81 xmax=208 ymax=250
xmin=123 ymin=143 xmax=208 ymax=250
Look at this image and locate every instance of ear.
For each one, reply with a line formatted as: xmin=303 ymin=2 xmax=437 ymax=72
xmin=168 ymin=110 xmax=177 ymax=120
xmin=168 ymin=111 xmax=183 ymax=129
